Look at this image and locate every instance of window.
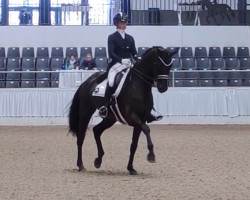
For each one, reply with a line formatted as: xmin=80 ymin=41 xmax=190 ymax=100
xmin=9 ymin=0 xmax=39 ymax=25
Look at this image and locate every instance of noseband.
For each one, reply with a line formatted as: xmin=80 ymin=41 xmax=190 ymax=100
xmin=132 ymin=56 xmax=173 ymax=85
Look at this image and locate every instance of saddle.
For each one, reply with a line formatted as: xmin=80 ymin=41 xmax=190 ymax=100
xmin=92 ymin=63 xmax=130 ymax=98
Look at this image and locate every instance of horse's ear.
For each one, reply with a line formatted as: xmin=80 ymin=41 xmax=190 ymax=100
xmin=169 ymin=47 xmax=180 ymax=57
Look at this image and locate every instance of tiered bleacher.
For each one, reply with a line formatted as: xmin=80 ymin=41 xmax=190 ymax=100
xmin=0 ymin=46 xmax=249 ymax=88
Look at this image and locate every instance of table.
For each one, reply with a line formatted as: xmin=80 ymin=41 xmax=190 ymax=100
xmin=59 ymin=69 xmax=97 ymax=88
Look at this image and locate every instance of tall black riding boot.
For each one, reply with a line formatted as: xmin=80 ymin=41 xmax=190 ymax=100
xmin=147 ymin=108 xmax=163 ymax=123
xmin=99 ymin=85 xmax=114 ymax=118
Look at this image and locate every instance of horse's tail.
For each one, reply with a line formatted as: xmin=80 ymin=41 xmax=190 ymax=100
xmin=68 ymin=85 xmax=82 ymax=136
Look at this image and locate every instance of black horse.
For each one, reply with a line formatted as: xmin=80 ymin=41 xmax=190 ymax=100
xmin=198 ymin=0 xmax=235 ymax=25
xmin=69 ymin=46 xmax=179 ymax=175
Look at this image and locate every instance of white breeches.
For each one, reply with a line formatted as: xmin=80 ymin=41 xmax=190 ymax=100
xmin=108 ymin=63 xmax=130 ymax=87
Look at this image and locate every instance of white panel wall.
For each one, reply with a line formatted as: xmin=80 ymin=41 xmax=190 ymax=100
xmin=0 ymin=25 xmax=249 ymax=56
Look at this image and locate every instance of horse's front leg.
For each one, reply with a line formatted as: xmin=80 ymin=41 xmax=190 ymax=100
xmin=127 ymin=126 xmax=141 ymax=175
xmin=93 ymin=118 xmax=116 ymax=169
xmin=141 ymin=124 xmax=155 ymax=163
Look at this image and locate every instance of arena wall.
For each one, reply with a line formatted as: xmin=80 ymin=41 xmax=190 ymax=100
xmin=0 ymin=26 xmax=249 ymax=51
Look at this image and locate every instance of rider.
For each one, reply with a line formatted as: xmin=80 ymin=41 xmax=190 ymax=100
xmin=98 ymin=12 xmax=162 ymax=123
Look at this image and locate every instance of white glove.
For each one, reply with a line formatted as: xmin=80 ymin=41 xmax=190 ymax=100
xmin=121 ymin=59 xmax=131 ymax=66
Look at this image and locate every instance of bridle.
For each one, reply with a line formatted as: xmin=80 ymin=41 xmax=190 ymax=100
xmin=131 ymin=55 xmax=173 ymax=86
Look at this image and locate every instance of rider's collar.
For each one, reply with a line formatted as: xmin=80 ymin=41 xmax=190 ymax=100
xmin=117 ymin=29 xmax=125 ymax=39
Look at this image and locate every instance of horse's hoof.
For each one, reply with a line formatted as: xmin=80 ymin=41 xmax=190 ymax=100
xmin=129 ymin=170 xmax=138 ymax=175
xmin=78 ymin=166 xmax=86 ymax=172
xmin=147 ymin=153 xmax=155 ymax=163
xmin=94 ymin=158 xmax=102 ymax=169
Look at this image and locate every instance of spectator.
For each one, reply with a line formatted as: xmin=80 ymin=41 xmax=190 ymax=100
xmin=66 ymin=54 xmax=79 ymax=70
xmin=81 ymin=53 xmax=97 ymax=70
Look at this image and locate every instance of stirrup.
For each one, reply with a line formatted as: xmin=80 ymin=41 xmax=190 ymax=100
xmin=99 ymin=106 xmax=108 ymax=118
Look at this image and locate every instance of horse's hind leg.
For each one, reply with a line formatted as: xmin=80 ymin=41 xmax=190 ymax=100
xmin=77 ymin=107 xmax=95 ymax=171
xmin=127 ymin=126 xmax=142 ymax=175
xmin=141 ymin=124 xmax=155 ymax=163
xmin=93 ymin=118 xmax=116 ymax=169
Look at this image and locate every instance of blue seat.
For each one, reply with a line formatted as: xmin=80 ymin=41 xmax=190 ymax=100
xmin=180 ymin=47 xmax=193 ymax=58
xmin=94 ymin=47 xmax=107 ymax=58
xmin=36 ymin=58 xmax=51 ymax=80
xmin=172 ymin=79 xmax=183 ymax=87
xmin=80 ymin=47 xmax=92 ymax=58
xmin=214 ymin=79 xmax=228 ymax=87
xmin=0 ymin=80 xmax=5 ymax=88
xmin=200 ymin=79 xmax=213 ymax=87
xmin=51 ymin=47 xmax=64 ymax=58
xmin=22 ymin=47 xmax=35 ymax=58
xmin=50 ymin=57 xmax=63 ymax=80
xmin=209 ymin=47 xmax=222 ymax=58
xmin=0 ymin=47 xmax=6 ymax=58
xmin=36 ymin=80 xmax=50 ymax=88
xmin=66 ymin=47 xmax=78 ymax=58
xmin=237 ymin=47 xmax=250 ymax=58
xmin=167 ymin=47 xmax=180 ymax=58
xmin=21 ymin=58 xmax=36 ymax=80
xmin=183 ymin=79 xmax=199 ymax=87
xmin=138 ymin=47 xmax=149 ymax=57
xmin=36 ymin=47 xmax=49 ymax=58
xmin=223 ymin=47 xmax=236 ymax=58
xmin=7 ymin=47 xmax=20 ymax=58
xmin=229 ymin=79 xmax=242 ymax=87
xmin=182 ymin=57 xmax=197 ymax=79
xmin=6 ymin=80 xmax=20 ymax=88
xmin=95 ymin=57 xmax=107 ymax=71
xmin=51 ymin=80 xmax=59 ymax=87
xmin=225 ymin=58 xmax=241 ymax=79
xmin=21 ymin=80 xmax=35 ymax=88
xmin=195 ymin=47 xmax=208 ymax=58
xmin=211 ymin=57 xmax=227 ymax=79
xmin=196 ymin=57 xmax=213 ymax=79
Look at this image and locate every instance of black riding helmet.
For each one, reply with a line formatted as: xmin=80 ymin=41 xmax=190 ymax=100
xmin=113 ymin=12 xmax=128 ymax=26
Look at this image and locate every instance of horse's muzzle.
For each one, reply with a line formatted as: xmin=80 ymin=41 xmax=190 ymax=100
xmin=156 ymin=80 xmax=168 ymax=93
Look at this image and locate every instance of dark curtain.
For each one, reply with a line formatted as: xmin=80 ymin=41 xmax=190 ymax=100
xmin=238 ymin=0 xmax=247 ymax=25
xmin=1 ymin=0 xmax=9 ymax=25
xmin=39 ymin=0 xmax=51 ymax=25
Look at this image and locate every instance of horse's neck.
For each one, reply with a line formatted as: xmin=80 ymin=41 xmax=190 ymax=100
xmin=129 ymin=61 xmax=153 ymax=91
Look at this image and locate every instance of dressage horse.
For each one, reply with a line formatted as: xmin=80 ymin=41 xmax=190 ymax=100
xmin=198 ymin=0 xmax=235 ymax=25
xmin=69 ymin=46 xmax=179 ymax=175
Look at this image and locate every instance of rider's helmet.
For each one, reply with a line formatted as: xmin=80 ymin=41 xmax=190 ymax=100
xmin=113 ymin=12 xmax=128 ymax=26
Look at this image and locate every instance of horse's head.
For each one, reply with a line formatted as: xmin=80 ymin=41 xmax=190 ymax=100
xmin=137 ymin=46 xmax=179 ymax=93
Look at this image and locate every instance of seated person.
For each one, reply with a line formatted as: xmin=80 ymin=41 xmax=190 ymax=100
xmin=65 ymin=54 xmax=79 ymax=70
xmin=81 ymin=53 xmax=97 ymax=70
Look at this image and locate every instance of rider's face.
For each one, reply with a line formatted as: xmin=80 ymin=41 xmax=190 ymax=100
xmin=117 ymin=21 xmax=127 ymax=30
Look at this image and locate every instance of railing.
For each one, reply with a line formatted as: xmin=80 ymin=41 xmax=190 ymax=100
xmin=0 ymin=69 xmax=250 ymax=88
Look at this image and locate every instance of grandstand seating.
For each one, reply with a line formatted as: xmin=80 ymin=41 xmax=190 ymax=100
xmin=51 ymin=47 xmax=64 ymax=58
xmin=209 ymin=47 xmax=222 ymax=58
xmin=7 ymin=47 xmax=20 ymax=58
xmin=22 ymin=47 xmax=35 ymax=58
xmin=223 ymin=47 xmax=236 ymax=58
xmin=180 ymin=47 xmax=193 ymax=58
xmin=36 ymin=47 xmax=49 ymax=58
xmin=80 ymin=47 xmax=92 ymax=58
xmin=0 ymin=47 xmax=6 ymax=58
xmin=237 ymin=47 xmax=250 ymax=58
xmin=138 ymin=47 xmax=149 ymax=57
xmin=0 ymin=46 xmax=248 ymax=88
xmin=94 ymin=47 xmax=107 ymax=58
xmin=66 ymin=47 xmax=78 ymax=58
xmin=194 ymin=47 xmax=208 ymax=58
